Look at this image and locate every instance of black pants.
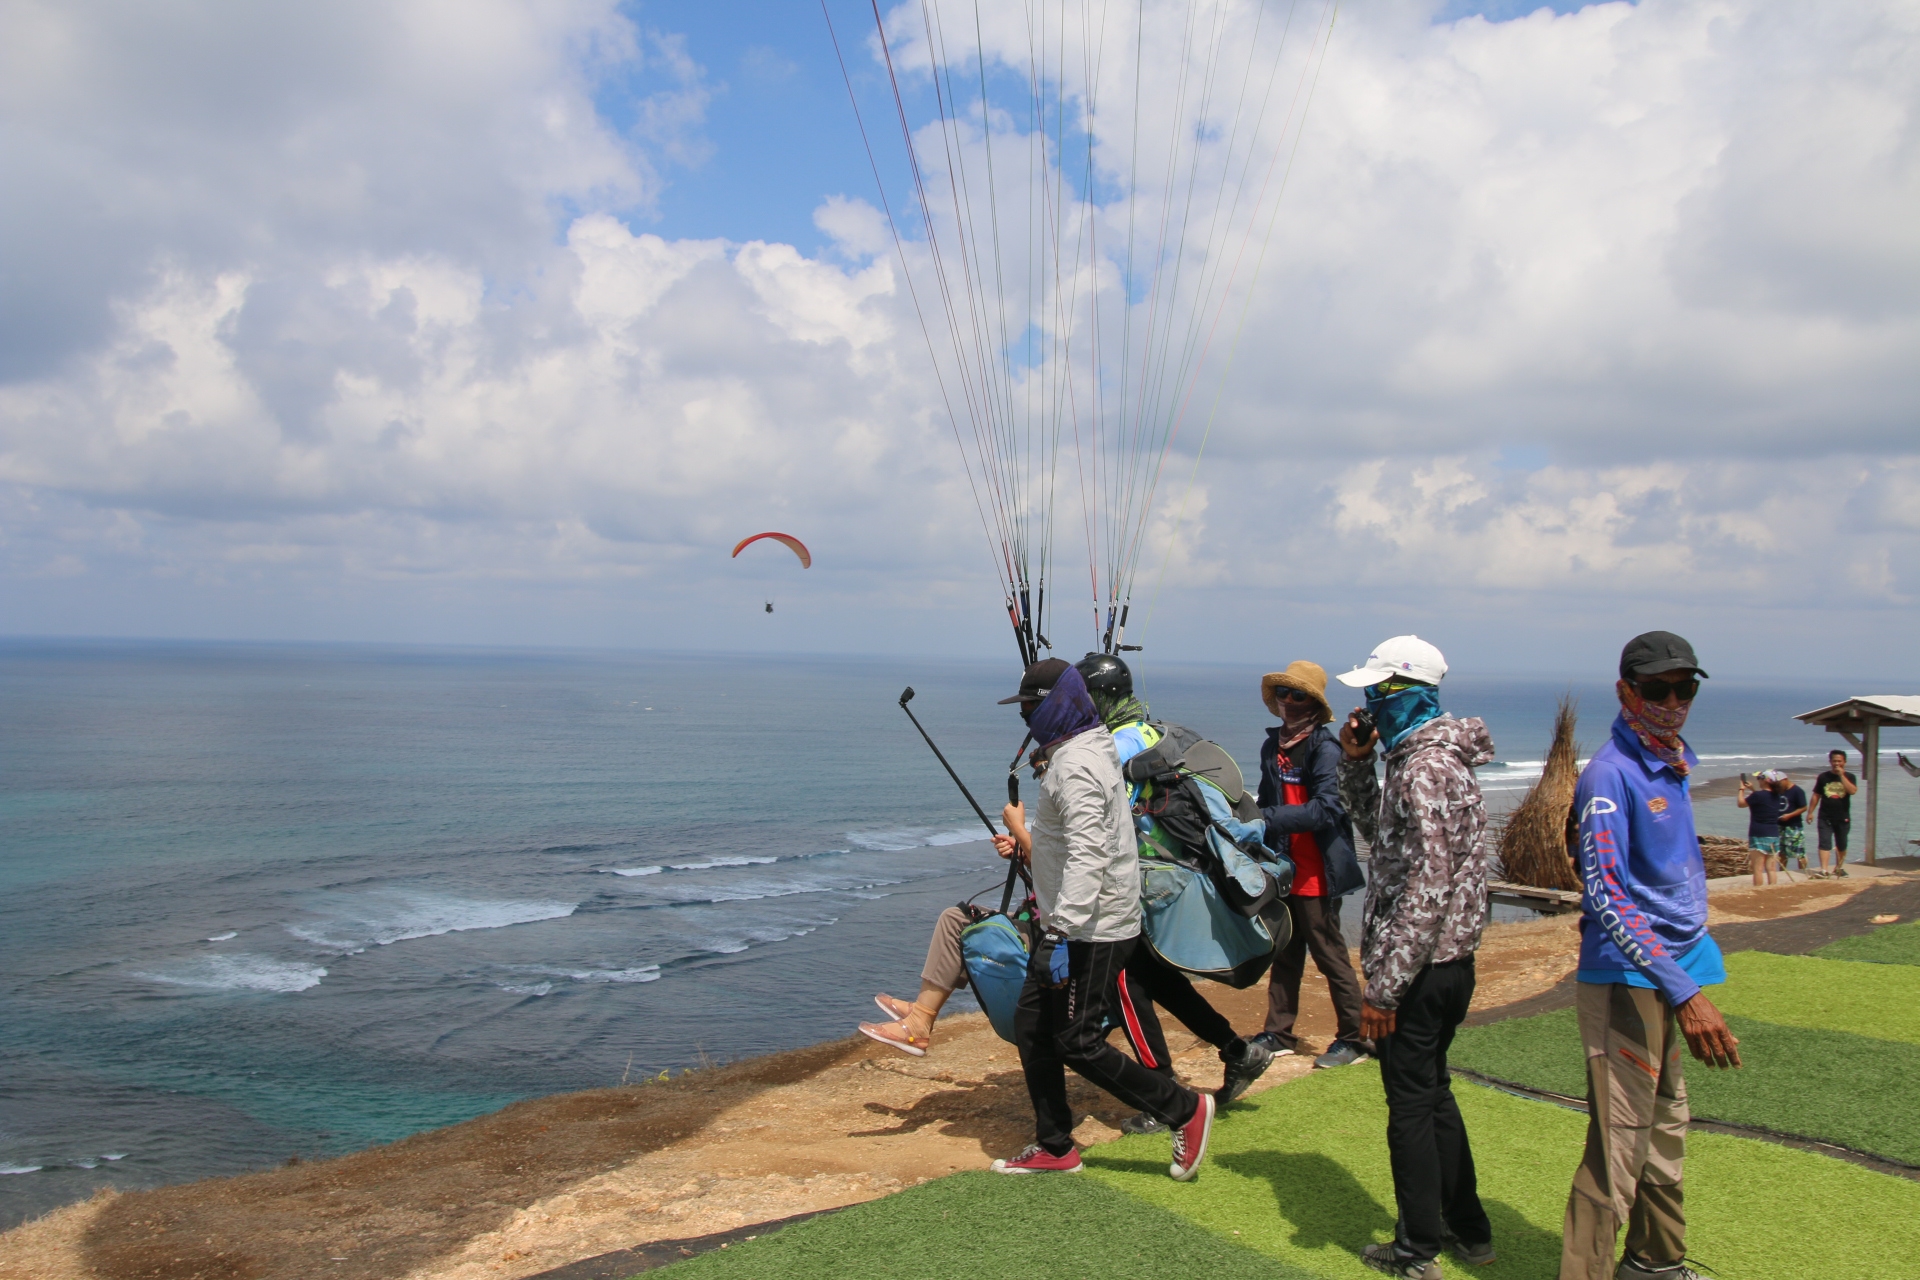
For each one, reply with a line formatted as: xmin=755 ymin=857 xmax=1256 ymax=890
xmin=1264 ymin=893 xmax=1366 ymax=1049
xmin=1119 ymin=941 xmax=1240 ymax=1075
xmin=1377 ymin=956 xmax=1491 ymax=1263
xmin=1015 ymin=934 xmax=1200 ymax=1155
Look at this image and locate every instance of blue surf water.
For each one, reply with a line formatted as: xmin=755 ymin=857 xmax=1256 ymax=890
xmin=0 ymin=640 xmax=1905 ymax=1225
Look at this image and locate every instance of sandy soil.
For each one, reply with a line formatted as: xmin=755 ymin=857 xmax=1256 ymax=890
xmin=3 ymin=872 xmax=1906 ymax=1280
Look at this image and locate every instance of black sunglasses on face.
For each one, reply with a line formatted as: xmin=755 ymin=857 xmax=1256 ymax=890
xmin=1275 ymin=688 xmax=1316 ymax=704
xmin=1634 ymin=677 xmax=1699 ymax=702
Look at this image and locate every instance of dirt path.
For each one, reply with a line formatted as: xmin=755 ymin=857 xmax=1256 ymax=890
xmin=4 ymin=874 xmax=1910 ymax=1280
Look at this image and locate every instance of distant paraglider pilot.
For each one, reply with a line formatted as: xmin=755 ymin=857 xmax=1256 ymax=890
xmin=764 ymin=601 xmax=774 ymax=614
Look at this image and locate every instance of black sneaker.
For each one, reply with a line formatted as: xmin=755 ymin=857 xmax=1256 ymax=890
xmin=1120 ymin=1112 xmax=1168 ymax=1135
xmin=1441 ymin=1231 xmax=1495 ymax=1266
xmin=1616 ymin=1255 xmax=1713 ymax=1279
xmin=1248 ymin=1031 xmax=1297 ymax=1058
xmin=1361 ymin=1242 xmax=1442 ymax=1278
xmin=1216 ymin=1038 xmax=1275 ymax=1106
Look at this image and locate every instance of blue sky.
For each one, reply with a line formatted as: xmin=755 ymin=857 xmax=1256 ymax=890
xmin=613 ymin=0 xmax=1596 ymax=251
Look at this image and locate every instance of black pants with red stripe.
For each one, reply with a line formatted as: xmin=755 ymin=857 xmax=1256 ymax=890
xmin=1117 ymin=942 xmax=1240 ymax=1074
xmin=1015 ymin=934 xmax=1200 ymax=1155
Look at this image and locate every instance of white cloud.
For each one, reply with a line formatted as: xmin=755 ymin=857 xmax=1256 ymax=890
xmin=0 ymin=0 xmax=1915 ymax=672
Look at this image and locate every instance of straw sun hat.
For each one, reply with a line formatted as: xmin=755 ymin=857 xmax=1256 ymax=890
xmin=1260 ymin=660 xmax=1333 ymax=724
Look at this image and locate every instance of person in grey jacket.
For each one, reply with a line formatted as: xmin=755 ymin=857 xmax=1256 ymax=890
xmin=1335 ymin=636 xmax=1497 ymax=1280
xmin=988 ymin=659 xmax=1215 ymax=1181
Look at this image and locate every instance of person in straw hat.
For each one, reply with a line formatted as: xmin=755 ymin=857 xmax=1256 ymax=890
xmin=1250 ymin=661 xmax=1370 ymax=1070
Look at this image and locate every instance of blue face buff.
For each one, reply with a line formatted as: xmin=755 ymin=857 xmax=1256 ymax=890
xmin=1366 ymin=681 xmax=1443 ymax=750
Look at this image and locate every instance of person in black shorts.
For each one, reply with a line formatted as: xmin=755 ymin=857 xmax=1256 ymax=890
xmin=1812 ymin=750 xmax=1858 ymax=878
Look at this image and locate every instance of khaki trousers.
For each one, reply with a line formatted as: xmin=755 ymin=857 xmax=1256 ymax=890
xmin=1559 ymin=982 xmax=1689 ymax=1279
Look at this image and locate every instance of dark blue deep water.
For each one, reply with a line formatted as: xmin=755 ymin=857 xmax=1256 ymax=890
xmin=1 ymin=640 xmax=1905 ymax=1225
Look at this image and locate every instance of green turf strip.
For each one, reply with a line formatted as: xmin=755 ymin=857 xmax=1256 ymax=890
xmin=1086 ymin=1063 xmax=1920 ymax=1280
xmin=1448 ymin=1006 xmax=1920 ymax=1165
xmin=647 ymin=1168 xmax=1313 ymax=1280
xmin=654 ymin=1065 xmax=1920 ymax=1280
xmin=1717 ymin=950 xmax=1920 ymax=1045
xmin=1816 ymin=919 xmax=1920 ymax=967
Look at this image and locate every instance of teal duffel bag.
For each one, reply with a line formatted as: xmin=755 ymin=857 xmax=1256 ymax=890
xmin=1139 ymin=859 xmax=1289 ymax=988
xmin=961 ymin=913 xmax=1031 ymax=1044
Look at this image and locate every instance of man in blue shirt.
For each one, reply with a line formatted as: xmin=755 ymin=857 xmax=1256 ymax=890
xmin=1560 ymin=632 xmax=1742 ymax=1280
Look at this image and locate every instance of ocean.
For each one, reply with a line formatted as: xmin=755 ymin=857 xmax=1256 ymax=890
xmin=2 ymin=640 xmax=1910 ymax=1226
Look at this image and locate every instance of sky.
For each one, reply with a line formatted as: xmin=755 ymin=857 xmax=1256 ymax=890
xmin=1 ymin=0 xmax=1916 ymax=680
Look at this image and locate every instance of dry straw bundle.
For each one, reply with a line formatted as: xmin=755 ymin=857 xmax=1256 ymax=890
xmin=1497 ymin=695 xmax=1582 ymax=892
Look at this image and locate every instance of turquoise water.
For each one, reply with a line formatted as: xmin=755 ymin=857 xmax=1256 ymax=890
xmin=0 ymin=640 xmax=1906 ymax=1224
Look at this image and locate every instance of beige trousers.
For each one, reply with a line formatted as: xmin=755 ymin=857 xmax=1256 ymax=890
xmin=921 ymin=906 xmax=971 ymax=991
xmin=1559 ymin=982 xmax=1689 ymax=1279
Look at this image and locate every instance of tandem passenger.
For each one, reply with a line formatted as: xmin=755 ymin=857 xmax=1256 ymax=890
xmin=1560 ymin=631 xmax=1741 ymax=1280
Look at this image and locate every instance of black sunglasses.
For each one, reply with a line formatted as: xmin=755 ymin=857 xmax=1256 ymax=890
xmin=1274 ymin=688 xmax=1317 ymax=704
xmin=1634 ymin=677 xmax=1699 ymax=702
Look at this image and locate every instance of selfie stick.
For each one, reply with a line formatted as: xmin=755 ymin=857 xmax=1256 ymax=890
xmin=898 ymin=688 xmax=999 ymax=837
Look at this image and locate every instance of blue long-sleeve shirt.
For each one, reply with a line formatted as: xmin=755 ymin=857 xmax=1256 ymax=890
xmin=1573 ymin=714 xmax=1725 ymax=1005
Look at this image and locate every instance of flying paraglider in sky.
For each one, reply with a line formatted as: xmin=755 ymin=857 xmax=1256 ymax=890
xmin=732 ymin=532 xmax=811 ymax=617
xmin=731 ymin=532 xmax=812 ymax=568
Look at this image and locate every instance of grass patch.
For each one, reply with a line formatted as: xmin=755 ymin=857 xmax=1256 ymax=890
xmin=1816 ymin=919 xmax=1920 ymax=968
xmin=648 ymin=1168 xmax=1313 ymax=1280
xmin=1086 ymin=1062 xmax=1920 ymax=1280
xmin=654 ymin=1067 xmax=1920 ymax=1280
xmin=1717 ymin=951 xmax=1920 ymax=1045
xmin=1448 ymin=1007 xmax=1920 ymax=1165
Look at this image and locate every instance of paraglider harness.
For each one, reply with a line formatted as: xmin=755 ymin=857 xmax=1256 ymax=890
xmin=955 ymin=745 xmax=1044 ymax=1045
xmin=1123 ymin=723 xmax=1294 ymax=987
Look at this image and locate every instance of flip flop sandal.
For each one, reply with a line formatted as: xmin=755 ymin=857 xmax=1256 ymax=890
xmin=873 ymin=993 xmax=914 ymax=1021
xmin=858 ymin=1018 xmax=928 ymax=1057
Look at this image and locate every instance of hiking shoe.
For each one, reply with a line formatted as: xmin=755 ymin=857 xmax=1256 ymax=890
xmin=1168 ymin=1093 xmax=1214 ymax=1181
xmin=1616 ymin=1255 xmax=1712 ymax=1279
xmin=1314 ymin=1040 xmax=1369 ymax=1069
xmin=1248 ymin=1031 xmax=1297 ymax=1058
xmin=1836 ymin=867 xmax=1850 ymax=877
xmin=1216 ymin=1038 xmax=1276 ymax=1106
xmin=1442 ymin=1231 xmax=1496 ymax=1266
xmin=1121 ymin=1112 xmax=1168 ymax=1135
xmin=990 ymin=1143 xmax=1082 ymax=1174
xmin=1361 ymin=1242 xmax=1443 ymax=1278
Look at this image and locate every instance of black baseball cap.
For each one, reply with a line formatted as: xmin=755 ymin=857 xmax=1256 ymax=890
xmin=998 ymin=657 xmax=1071 ymax=705
xmin=1619 ymin=631 xmax=1709 ymax=680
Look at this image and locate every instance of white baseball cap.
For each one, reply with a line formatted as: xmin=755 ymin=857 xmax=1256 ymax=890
xmin=1335 ymin=635 xmax=1449 ymax=688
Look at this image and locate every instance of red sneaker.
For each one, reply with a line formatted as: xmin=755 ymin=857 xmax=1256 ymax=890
xmin=1168 ymin=1092 xmax=1214 ymax=1181
xmin=990 ymin=1143 xmax=1083 ymax=1174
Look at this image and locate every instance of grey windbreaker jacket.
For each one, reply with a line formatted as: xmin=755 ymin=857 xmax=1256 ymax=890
xmin=1029 ymin=725 xmax=1143 ymax=943
xmin=1338 ymin=714 xmax=1496 ymax=1010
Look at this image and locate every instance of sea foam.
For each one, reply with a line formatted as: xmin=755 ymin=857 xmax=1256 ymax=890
xmin=133 ymin=954 xmax=327 ymax=994
xmin=288 ymin=892 xmax=577 ymax=951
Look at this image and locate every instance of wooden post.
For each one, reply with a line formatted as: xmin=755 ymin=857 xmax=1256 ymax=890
xmin=1864 ymin=718 xmax=1880 ymax=865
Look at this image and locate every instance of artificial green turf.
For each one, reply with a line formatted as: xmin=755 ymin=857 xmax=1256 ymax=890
xmin=1816 ymin=918 xmax=1920 ymax=967
xmin=1447 ymin=1006 xmax=1920 ymax=1165
xmin=1086 ymin=1062 xmax=1920 ymax=1280
xmin=647 ymin=1168 xmax=1314 ymax=1280
xmin=1717 ymin=950 xmax=1920 ymax=1045
xmin=651 ymin=1065 xmax=1920 ymax=1280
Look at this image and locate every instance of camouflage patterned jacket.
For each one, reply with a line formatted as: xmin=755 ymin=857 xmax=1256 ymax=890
xmin=1338 ymin=714 xmax=1496 ymax=1010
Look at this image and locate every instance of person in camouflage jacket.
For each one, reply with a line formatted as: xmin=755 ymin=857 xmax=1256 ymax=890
xmin=1338 ymin=714 xmax=1496 ymax=1012
xmin=1332 ymin=635 xmax=1497 ymax=1280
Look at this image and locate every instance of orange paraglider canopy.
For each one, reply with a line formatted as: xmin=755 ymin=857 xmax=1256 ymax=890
xmin=730 ymin=532 xmax=811 ymax=569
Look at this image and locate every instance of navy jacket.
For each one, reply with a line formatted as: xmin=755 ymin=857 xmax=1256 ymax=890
xmin=1257 ymin=725 xmax=1364 ymax=899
